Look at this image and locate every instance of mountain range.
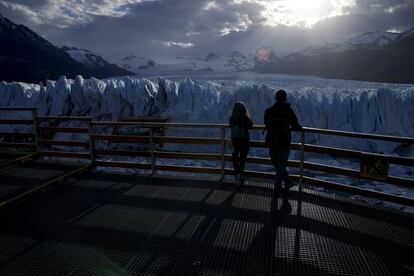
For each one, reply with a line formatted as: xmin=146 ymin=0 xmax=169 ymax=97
xmin=119 ymin=30 xmax=414 ymax=83
xmin=1 ymin=13 xmax=414 ymax=84
xmin=118 ymin=51 xmax=255 ymax=75
xmin=0 ymin=15 xmax=132 ymax=83
xmin=255 ymin=30 xmax=414 ymax=83
xmin=60 ymin=46 xmax=131 ymax=78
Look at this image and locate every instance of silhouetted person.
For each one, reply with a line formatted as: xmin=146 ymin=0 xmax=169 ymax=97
xmin=264 ymin=90 xmax=302 ymax=192
xmin=229 ymin=102 xmax=253 ymax=186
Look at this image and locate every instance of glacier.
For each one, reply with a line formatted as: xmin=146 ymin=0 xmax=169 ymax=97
xmin=0 ymin=72 xmax=413 ymax=211
xmin=1 ymin=73 xmax=413 ymax=146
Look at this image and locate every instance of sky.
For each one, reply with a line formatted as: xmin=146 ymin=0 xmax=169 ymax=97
xmin=1 ymin=0 xmax=414 ymax=62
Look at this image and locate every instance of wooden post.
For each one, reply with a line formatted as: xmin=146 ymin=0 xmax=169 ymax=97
xmin=299 ymin=130 xmax=305 ymax=192
xmin=220 ymin=126 xmax=226 ymax=181
xmin=31 ymin=109 xmax=40 ymax=155
xmin=88 ymin=119 xmax=95 ymax=166
xmin=150 ymin=127 xmax=156 ymax=175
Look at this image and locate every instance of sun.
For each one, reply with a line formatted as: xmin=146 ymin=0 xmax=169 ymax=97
xmin=261 ymin=0 xmax=356 ymax=28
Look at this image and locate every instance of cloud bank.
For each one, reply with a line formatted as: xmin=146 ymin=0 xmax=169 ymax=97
xmin=1 ymin=0 xmax=413 ymax=61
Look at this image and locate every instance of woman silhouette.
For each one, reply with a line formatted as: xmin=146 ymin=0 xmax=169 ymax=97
xmin=229 ymin=102 xmax=253 ymax=185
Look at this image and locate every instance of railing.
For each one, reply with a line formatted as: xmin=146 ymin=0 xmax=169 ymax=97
xmin=36 ymin=115 xmax=93 ymax=160
xmin=0 ymin=107 xmax=38 ymax=151
xmin=1 ymin=108 xmax=414 ymax=208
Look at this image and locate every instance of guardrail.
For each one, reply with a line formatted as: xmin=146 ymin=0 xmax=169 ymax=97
xmin=35 ymin=116 xmax=93 ymax=160
xmin=0 ymin=107 xmax=38 ymax=152
xmin=1 ymin=108 xmax=413 ymax=207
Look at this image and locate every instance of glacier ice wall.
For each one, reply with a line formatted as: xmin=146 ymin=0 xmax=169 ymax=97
xmin=1 ymin=75 xmax=413 ymax=153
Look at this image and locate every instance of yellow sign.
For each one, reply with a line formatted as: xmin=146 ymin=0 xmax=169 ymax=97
xmin=360 ymin=153 xmax=389 ymax=181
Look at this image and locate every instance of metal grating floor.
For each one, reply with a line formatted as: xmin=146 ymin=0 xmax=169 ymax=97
xmin=0 ymin=153 xmax=25 ymax=165
xmin=0 ymin=160 xmax=82 ymax=202
xmin=0 ymin=168 xmax=413 ymax=275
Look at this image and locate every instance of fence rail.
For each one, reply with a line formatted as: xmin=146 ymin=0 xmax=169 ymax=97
xmin=0 ymin=119 xmax=34 ymax=125
xmin=1 ymin=109 xmax=413 ymax=207
xmin=0 ymin=107 xmax=37 ymax=111
xmin=37 ymin=126 xmax=89 ymax=134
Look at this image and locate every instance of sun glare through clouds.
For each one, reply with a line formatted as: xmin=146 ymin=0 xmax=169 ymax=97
xmin=261 ymin=0 xmax=356 ymax=27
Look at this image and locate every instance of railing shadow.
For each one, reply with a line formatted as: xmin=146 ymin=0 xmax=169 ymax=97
xmin=0 ymin=173 xmax=412 ymax=275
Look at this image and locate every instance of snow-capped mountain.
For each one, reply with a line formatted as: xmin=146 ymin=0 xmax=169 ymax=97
xmin=61 ymin=46 xmax=131 ymax=77
xmin=341 ymin=31 xmax=398 ymax=49
xmin=119 ymin=51 xmax=255 ymax=74
xmin=119 ymin=30 xmax=407 ymax=77
xmin=121 ymin=55 xmax=156 ymax=72
xmin=300 ymin=31 xmax=398 ymax=57
xmin=225 ymin=51 xmax=255 ymax=70
xmin=196 ymin=51 xmax=255 ymax=71
xmin=393 ymin=27 xmax=414 ymax=48
xmin=396 ymin=27 xmax=414 ymax=40
xmin=0 ymin=14 xmax=132 ymax=83
xmin=62 ymin=46 xmax=107 ymax=66
xmin=186 ymin=51 xmax=255 ymax=71
xmin=0 ymin=14 xmax=89 ymax=83
xmin=255 ymin=28 xmax=414 ymax=83
xmin=118 ymin=54 xmax=210 ymax=74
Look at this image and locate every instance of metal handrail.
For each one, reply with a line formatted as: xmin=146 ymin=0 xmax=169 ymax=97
xmin=91 ymin=121 xmax=414 ymax=143
xmin=0 ymin=107 xmax=37 ymax=111
xmin=0 ymin=107 xmax=38 ymax=153
xmin=303 ymin=127 xmax=414 ymax=143
xmin=1 ymin=113 xmax=413 ymax=207
xmin=87 ymin=121 xmax=414 ymax=205
xmin=36 ymin=116 xmax=93 ymax=121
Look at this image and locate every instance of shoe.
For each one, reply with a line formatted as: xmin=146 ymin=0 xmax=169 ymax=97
xmin=284 ymin=181 xmax=295 ymax=191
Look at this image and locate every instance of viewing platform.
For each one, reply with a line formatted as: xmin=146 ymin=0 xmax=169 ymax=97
xmin=0 ymin=108 xmax=413 ymax=275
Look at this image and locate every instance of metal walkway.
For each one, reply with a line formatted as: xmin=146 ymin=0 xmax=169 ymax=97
xmin=0 ymin=160 xmax=82 ymax=204
xmin=0 ymin=165 xmax=413 ymax=275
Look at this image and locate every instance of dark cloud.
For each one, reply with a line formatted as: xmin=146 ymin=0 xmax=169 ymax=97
xmin=312 ymin=0 xmax=414 ymax=42
xmin=42 ymin=0 xmax=269 ymax=59
xmin=1 ymin=0 xmax=413 ymax=61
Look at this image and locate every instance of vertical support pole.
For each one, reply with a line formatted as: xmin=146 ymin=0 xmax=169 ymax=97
xmin=31 ymin=109 xmax=40 ymax=156
xmin=295 ymin=130 xmax=305 ymax=262
xmin=150 ymin=127 xmax=156 ymax=175
xmin=299 ymin=130 xmax=305 ymax=192
xmin=88 ymin=119 xmax=95 ymax=166
xmin=220 ymin=126 xmax=226 ymax=181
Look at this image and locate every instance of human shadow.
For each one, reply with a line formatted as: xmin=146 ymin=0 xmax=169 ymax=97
xmin=0 ymin=173 xmax=412 ymax=275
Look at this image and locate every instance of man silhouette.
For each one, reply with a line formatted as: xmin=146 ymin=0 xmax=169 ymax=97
xmin=264 ymin=89 xmax=302 ymax=192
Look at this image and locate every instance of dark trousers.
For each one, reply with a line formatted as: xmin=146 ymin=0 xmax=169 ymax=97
xmin=232 ymin=138 xmax=250 ymax=175
xmin=269 ymin=147 xmax=291 ymax=186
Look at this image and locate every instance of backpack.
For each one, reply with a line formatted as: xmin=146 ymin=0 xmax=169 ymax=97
xmin=265 ymin=118 xmax=290 ymax=146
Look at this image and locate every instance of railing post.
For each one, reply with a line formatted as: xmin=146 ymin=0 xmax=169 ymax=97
xmin=220 ymin=126 xmax=226 ymax=181
xmin=31 ymin=109 xmax=40 ymax=155
xmin=150 ymin=127 xmax=156 ymax=175
xmin=299 ymin=130 xmax=305 ymax=192
xmin=88 ymin=119 xmax=95 ymax=166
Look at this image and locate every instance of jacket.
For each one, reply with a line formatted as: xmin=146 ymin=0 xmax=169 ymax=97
xmin=229 ymin=116 xmax=253 ymax=140
xmin=264 ymin=102 xmax=302 ymax=148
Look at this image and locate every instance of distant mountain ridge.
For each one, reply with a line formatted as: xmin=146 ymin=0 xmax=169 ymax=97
xmin=0 ymin=15 xmax=132 ymax=83
xmin=255 ymin=29 xmax=414 ymax=83
xmin=118 ymin=51 xmax=255 ymax=74
xmin=121 ymin=55 xmax=156 ymax=72
xmin=117 ymin=29 xmax=414 ymax=83
xmin=61 ymin=46 xmax=131 ymax=78
xmin=343 ymin=31 xmax=397 ymax=49
xmin=2 ymin=12 xmax=413 ymax=84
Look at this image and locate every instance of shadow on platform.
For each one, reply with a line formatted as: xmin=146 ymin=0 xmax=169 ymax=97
xmin=0 ymin=169 xmax=413 ymax=275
